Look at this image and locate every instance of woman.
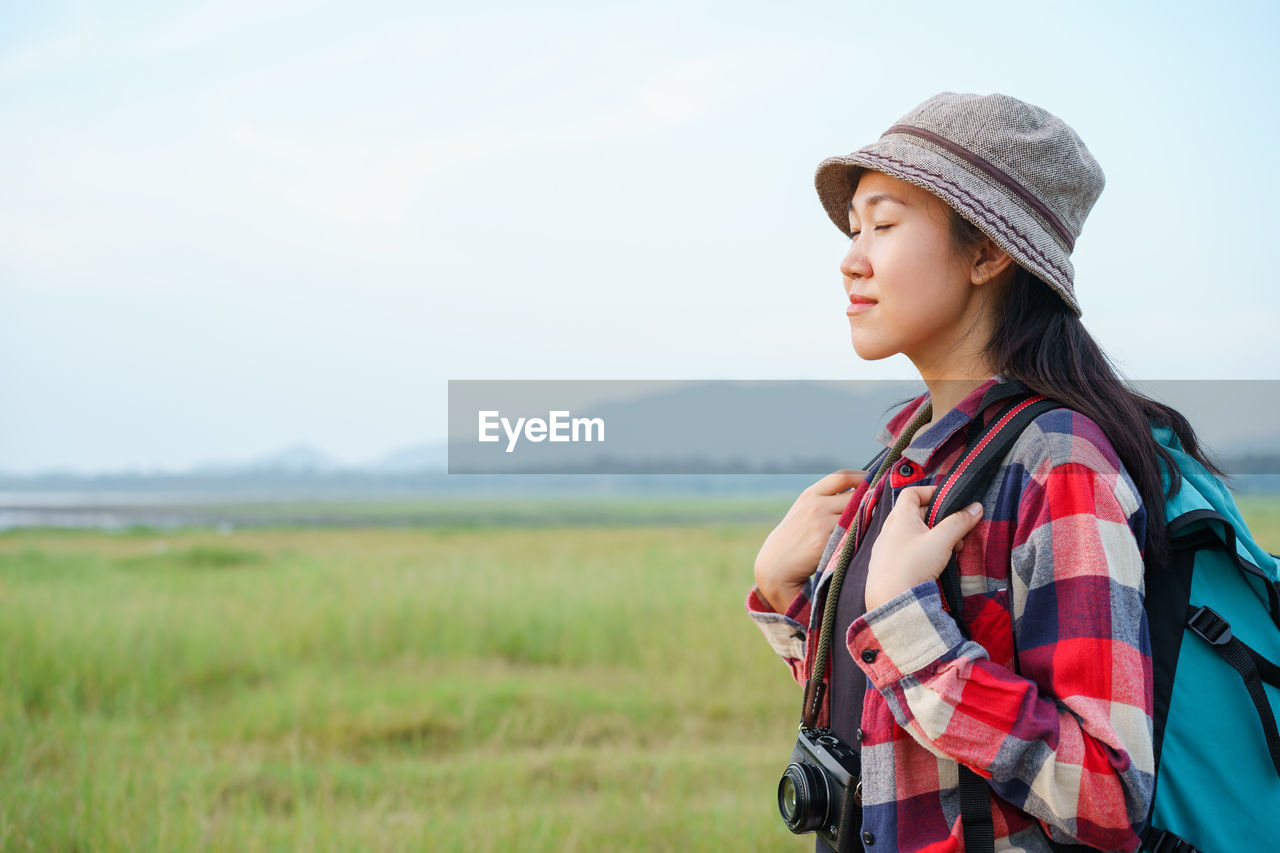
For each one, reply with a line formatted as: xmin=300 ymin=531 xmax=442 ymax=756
xmin=747 ymin=92 xmax=1221 ymax=852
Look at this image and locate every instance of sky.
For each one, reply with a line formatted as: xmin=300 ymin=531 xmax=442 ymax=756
xmin=2 ymin=0 xmax=1278 ymax=474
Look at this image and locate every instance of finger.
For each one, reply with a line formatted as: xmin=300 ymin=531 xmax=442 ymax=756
xmin=820 ymin=491 xmax=860 ymax=513
xmin=929 ymin=502 xmax=984 ymax=546
xmin=810 ymin=468 xmax=868 ymax=495
xmin=892 ymin=484 xmax=938 ymax=510
xmin=882 ymin=485 xmax=938 ymax=530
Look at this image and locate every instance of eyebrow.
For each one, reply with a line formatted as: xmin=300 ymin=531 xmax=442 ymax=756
xmin=847 ymin=191 xmax=909 ymax=216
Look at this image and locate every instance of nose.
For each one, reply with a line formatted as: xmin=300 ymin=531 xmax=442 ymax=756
xmin=840 ymin=235 xmax=870 ymax=282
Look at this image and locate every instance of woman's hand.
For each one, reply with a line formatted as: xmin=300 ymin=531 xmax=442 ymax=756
xmin=865 ymin=484 xmax=984 ymax=611
xmin=754 ymin=469 xmax=867 ymax=611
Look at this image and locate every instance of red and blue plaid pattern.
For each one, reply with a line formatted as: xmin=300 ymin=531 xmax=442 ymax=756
xmin=747 ymin=376 xmax=1153 ymax=851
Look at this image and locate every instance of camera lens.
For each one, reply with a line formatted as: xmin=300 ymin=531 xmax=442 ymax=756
xmin=779 ymin=775 xmax=799 ymax=820
xmin=778 ymin=762 xmax=829 ymax=833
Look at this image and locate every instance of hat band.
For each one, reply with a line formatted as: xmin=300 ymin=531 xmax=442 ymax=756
xmin=881 ymin=123 xmax=1075 ymax=251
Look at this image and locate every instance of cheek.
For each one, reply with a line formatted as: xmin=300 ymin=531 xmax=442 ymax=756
xmin=878 ymin=278 xmax=965 ymax=344
xmin=898 ymin=246 xmax=970 ymax=308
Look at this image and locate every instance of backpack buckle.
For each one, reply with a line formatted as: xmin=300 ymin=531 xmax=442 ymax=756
xmin=1188 ymin=605 xmax=1233 ymax=646
xmin=1145 ymin=827 xmax=1198 ymax=853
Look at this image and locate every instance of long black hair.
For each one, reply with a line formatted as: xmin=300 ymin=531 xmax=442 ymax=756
xmin=949 ymin=211 xmax=1225 ymax=573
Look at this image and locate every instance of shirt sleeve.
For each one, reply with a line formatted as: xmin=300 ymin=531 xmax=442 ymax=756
xmin=745 ymin=580 xmax=814 ymax=686
xmin=846 ymin=436 xmax=1154 ymax=850
xmin=745 ymin=482 xmax=868 ymax=686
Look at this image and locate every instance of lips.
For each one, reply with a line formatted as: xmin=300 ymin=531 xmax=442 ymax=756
xmin=847 ymin=294 xmax=876 ymax=315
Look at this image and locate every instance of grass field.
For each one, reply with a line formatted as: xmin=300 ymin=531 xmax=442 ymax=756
xmin=2 ymin=496 xmax=1278 ymax=851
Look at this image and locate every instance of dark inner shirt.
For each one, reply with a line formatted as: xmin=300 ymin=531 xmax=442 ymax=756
xmin=829 ymin=479 xmax=894 ymax=751
xmin=816 ymin=482 xmax=894 ymax=853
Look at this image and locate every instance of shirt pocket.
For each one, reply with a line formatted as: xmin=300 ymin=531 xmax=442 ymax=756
xmin=966 ymin=587 xmax=1016 ymax=669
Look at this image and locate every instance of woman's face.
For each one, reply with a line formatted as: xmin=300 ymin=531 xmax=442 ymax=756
xmin=841 ymin=171 xmax=987 ymax=374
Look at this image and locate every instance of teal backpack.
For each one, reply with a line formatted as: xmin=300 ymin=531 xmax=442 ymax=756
xmin=924 ymin=386 xmax=1280 ymax=853
xmin=1136 ymin=423 xmax=1280 ymax=852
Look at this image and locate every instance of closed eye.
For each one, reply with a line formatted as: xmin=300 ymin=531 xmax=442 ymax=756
xmin=849 ymin=224 xmax=893 ymax=238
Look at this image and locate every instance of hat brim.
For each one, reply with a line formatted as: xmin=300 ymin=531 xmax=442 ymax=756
xmin=814 ymin=137 xmax=1082 ymax=317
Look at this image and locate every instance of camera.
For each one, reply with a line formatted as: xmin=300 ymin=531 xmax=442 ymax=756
xmin=778 ymin=727 xmax=863 ymax=851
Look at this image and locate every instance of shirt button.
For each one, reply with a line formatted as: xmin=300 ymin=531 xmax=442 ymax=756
xmin=862 ymin=830 xmax=876 ymax=845
xmin=855 ymin=727 xmax=865 ymax=742
xmin=898 ymin=462 xmax=913 ymax=476
xmin=861 ymin=649 xmax=879 ymax=664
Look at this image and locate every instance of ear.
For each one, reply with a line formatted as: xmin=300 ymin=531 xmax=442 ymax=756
xmin=969 ymin=238 xmax=1014 ymax=286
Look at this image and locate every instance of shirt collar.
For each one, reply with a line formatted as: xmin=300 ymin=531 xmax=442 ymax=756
xmin=874 ymin=374 xmax=1010 ymax=467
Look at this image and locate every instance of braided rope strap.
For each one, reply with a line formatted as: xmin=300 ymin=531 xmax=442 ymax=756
xmin=802 ymin=401 xmax=934 ymax=729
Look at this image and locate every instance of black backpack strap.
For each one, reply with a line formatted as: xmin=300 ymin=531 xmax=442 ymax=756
xmin=928 ymin=394 xmax=1061 ymax=533
xmin=963 ymin=378 xmax=1034 ymax=445
xmin=1158 ymin=510 xmax=1280 ymax=779
xmin=932 ymin=394 xmax=1062 ymax=625
xmin=924 ymin=391 xmax=1063 ymax=853
xmin=958 ymin=770 xmax=994 ymax=852
xmin=1141 ymin=825 xmax=1201 ymax=853
xmin=1185 ymin=604 xmax=1280 ymax=776
xmin=1169 ymin=508 xmax=1280 ymax=629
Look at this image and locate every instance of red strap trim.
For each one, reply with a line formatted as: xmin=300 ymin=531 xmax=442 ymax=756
xmin=926 ymin=395 xmax=1047 ymax=527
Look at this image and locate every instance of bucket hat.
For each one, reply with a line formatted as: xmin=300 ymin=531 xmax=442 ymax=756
xmin=814 ymin=92 xmax=1104 ymax=317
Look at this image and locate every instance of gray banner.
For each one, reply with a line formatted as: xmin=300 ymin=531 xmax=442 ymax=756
xmin=448 ymin=380 xmax=1280 ymax=480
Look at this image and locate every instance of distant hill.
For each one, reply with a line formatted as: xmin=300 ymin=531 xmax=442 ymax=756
xmin=5 ymin=379 xmax=1280 ymax=497
xmin=370 ymin=442 xmax=449 ymax=472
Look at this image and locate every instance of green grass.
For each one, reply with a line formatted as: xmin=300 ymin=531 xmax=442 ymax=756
xmin=2 ymin=496 xmax=1278 ymax=851
xmin=0 ymin=515 xmax=813 ymax=852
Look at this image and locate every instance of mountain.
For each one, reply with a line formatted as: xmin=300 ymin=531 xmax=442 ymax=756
xmin=249 ymin=444 xmax=339 ymax=473
xmin=370 ymin=442 xmax=448 ymax=472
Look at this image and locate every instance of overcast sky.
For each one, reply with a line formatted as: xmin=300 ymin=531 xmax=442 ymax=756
xmin=2 ymin=0 xmax=1277 ymax=474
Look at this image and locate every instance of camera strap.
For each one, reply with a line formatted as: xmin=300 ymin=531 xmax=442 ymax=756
xmin=801 ymin=400 xmax=935 ymax=729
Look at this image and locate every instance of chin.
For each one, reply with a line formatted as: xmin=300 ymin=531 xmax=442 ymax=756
xmin=849 ymin=334 xmax=894 ymax=362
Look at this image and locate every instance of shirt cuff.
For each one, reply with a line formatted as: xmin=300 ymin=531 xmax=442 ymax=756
xmin=746 ymin=585 xmax=808 ymax=662
xmin=847 ymin=580 xmax=976 ymax=689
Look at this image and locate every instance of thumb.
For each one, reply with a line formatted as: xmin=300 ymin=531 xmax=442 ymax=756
xmin=931 ymin=501 xmax=984 ymax=548
xmin=895 ymin=484 xmax=938 ymax=510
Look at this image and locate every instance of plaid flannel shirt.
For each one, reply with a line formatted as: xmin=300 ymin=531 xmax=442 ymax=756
xmin=747 ymin=376 xmax=1153 ymax=852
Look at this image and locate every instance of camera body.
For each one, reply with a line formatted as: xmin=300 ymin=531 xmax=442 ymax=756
xmin=778 ymin=727 xmax=863 ymax=851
